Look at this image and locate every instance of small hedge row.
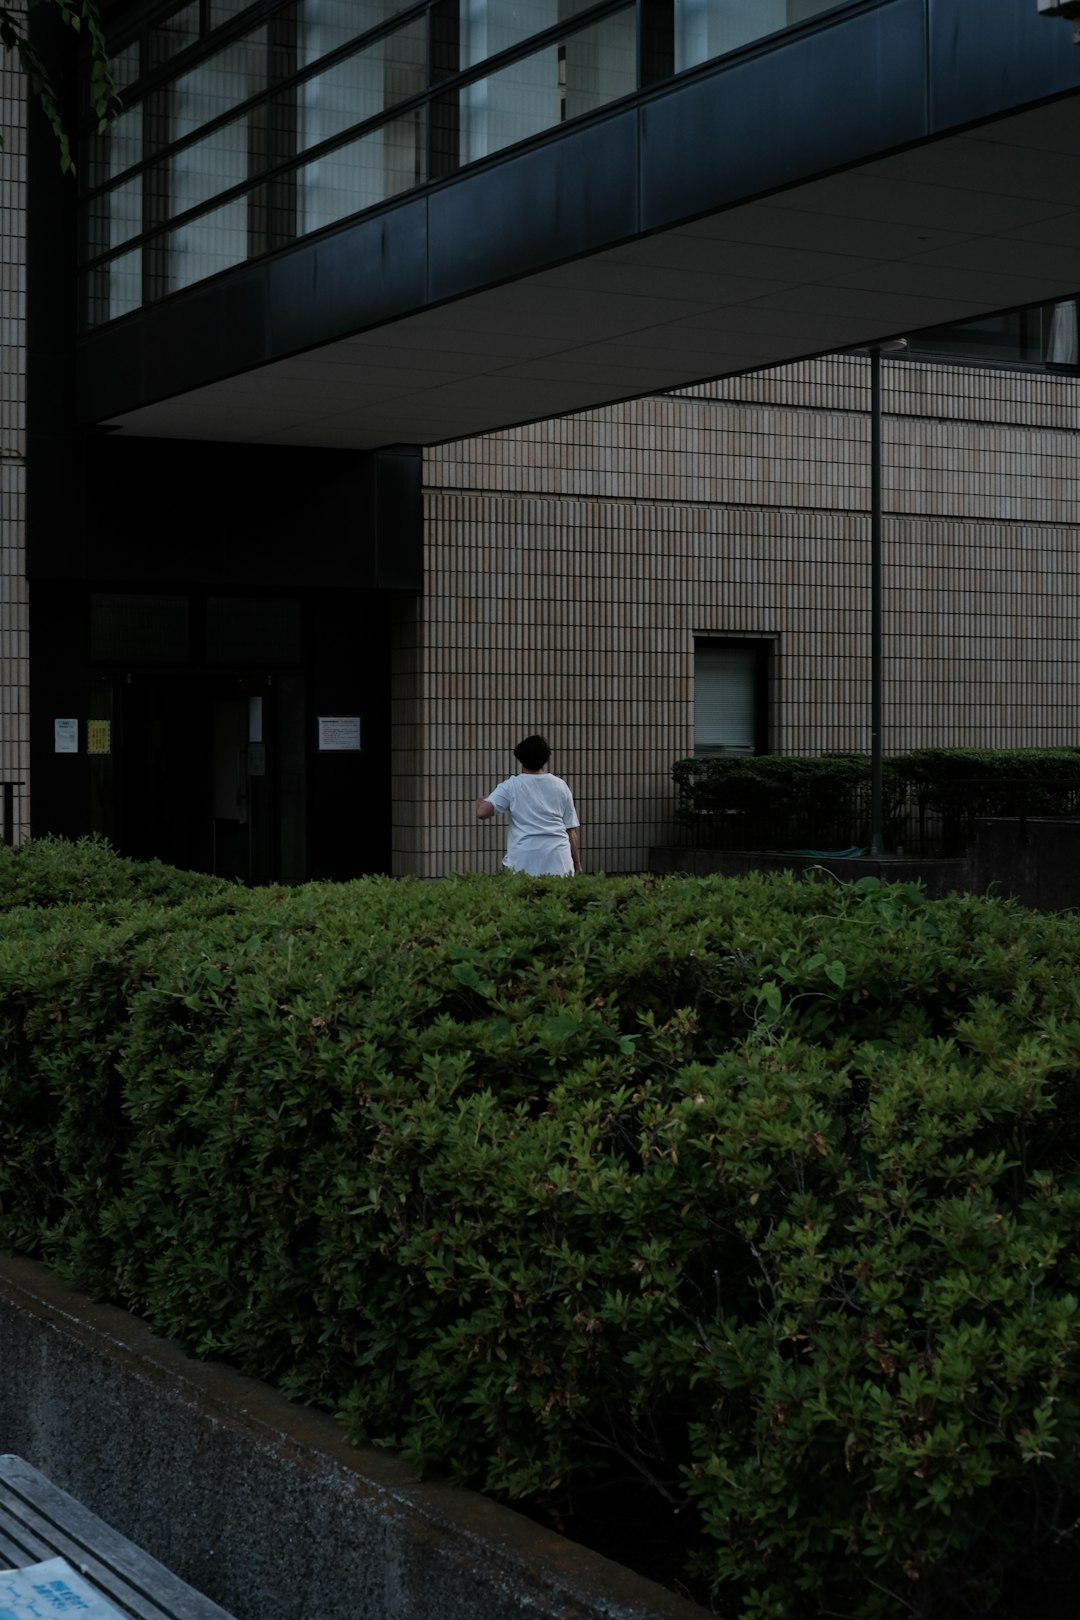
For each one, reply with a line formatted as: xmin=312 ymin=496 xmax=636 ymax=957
xmin=0 ymin=834 xmax=230 ymax=909
xmin=3 ymin=839 xmax=1080 ymax=1617
xmin=672 ymin=754 xmax=873 ymax=852
xmin=673 ymin=746 xmax=1080 ymax=854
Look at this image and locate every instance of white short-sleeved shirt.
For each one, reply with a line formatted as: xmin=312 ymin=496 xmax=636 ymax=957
xmin=484 ymin=772 xmax=580 ymax=876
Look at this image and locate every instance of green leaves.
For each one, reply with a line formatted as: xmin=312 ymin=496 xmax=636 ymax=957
xmin=6 ymin=843 xmax=1080 ymax=1614
xmin=673 ymin=746 xmax=1080 ymax=857
xmin=450 ymin=958 xmax=496 ymax=998
xmin=1 ymin=1 xmax=119 ymax=173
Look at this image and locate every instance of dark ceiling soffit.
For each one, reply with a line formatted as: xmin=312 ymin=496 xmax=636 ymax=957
xmin=77 ymin=438 xmax=423 ymax=592
xmin=76 ymin=0 xmax=1080 ymax=428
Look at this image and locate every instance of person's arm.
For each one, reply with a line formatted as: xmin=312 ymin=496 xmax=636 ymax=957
xmin=475 ymin=796 xmax=495 ymax=820
xmin=567 ymin=826 xmax=582 ymax=872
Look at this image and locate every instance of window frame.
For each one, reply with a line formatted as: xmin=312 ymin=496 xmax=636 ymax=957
xmin=692 ymin=636 xmax=771 ymax=759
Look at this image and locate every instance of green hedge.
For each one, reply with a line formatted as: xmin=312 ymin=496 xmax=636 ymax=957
xmin=3 ymin=840 xmax=1080 ymax=1617
xmin=673 ymin=747 xmax=1080 ymax=853
xmin=0 ymin=834 xmax=230 ymax=909
xmin=671 ymin=754 xmax=875 ymax=850
xmin=895 ymin=745 xmax=1080 ymax=789
xmin=896 ymin=748 xmax=1080 ymax=849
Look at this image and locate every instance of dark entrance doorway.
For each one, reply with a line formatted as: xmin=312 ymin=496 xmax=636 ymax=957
xmin=117 ymin=670 xmax=303 ymax=884
xmin=32 ymin=585 xmax=395 ymax=883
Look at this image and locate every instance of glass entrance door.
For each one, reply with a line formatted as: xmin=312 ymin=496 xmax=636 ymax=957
xmin=118 ymin=671 xmax=287 ymax=883
xmin=211 ymin=685 xmax=273 ymax=882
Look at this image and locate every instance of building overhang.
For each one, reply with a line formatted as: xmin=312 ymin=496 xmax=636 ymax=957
xmin=78 ymin=0 xmax=1080 ymax=451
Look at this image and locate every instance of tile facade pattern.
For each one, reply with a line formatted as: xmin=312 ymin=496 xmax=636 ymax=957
xmin=407 ymin=354 xmax=1080 ymax=878
xmin=0 ymin=61 xmax=28 ymax=844
xmin=3 ymin=53 xmax=1076 ymax=881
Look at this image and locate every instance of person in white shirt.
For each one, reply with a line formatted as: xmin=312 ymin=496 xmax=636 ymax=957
xmin=475 ymin=735 xmax=582 ymax=876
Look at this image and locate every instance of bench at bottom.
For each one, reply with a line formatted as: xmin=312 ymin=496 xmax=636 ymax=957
xmin=0 ymin=1456 xmax=236 ymax=1620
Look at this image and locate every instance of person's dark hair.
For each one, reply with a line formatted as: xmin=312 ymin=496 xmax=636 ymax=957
xmin=514 ymin=735 xmax=550 ymax=771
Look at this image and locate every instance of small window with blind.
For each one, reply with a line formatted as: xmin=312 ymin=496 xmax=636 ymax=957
xmin=694 ymin=639 xmax=769 ymax=757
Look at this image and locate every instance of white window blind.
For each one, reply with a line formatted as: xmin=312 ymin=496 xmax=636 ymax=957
xmin=694 ymin=643 xmax=758 ymax=756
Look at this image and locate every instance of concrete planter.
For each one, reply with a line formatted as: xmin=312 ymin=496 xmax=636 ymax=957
xmin=0 ymin=1254 xmax=703 ymax=1620
xmin=648 ymin=845 xmax=969 ymax=898
xmin=651 ymin=818 xmax=1080 ymax=911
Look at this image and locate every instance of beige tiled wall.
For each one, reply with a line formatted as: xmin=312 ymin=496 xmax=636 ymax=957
xmin=398 ymin=353 xmax=1080 ymax=877
xmin=0 ymin=61 xmax=29 ymax=844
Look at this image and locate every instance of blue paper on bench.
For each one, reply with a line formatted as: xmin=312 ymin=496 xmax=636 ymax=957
xmin=0 ymin=1459 xmax=236 ymax=1620
xmin=0 ymin=1557 xmax=124 ymax=1618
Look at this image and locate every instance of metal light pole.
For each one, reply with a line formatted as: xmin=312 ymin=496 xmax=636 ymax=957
xmin=856 ymin=339 xmax=907 ymax=857
xmin=870 ymin=344 xmax=884 ymax=856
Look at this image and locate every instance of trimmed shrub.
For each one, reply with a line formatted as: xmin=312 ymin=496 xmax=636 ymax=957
xmin=3 ymin=842 xmax=1080 ymax=1616
xmin=0 ymin=834 xmax=230 ymax=910
xmin=673 ymin=747 xmax=1080 ymax=855
xmin=892 ymin=747 xmax=1080 ymax=854
xmin=671 ymin=753 xmax=875 ymax=851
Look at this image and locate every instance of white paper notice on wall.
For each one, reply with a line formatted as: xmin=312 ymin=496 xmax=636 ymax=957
xmin=0 ymin=1558 xmax=124 ymax=1617
xmin=53 ymin=719 xmax=79 ymax=755
xmin=317 ymin=716 xmax=361 ymax=752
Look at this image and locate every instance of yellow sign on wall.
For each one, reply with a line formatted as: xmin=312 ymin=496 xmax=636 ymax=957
xmin=87 ymin=720 xmax=111 ymax=756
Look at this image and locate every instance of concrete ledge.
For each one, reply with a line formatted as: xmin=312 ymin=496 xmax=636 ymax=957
xmin=0 ymin=1253 xmax=704 ymax=1620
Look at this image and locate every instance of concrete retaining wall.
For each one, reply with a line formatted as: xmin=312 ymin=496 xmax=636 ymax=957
xmin=969 ymin=819 xmax=1080 ymax=912
xmin=652 ymin=820 xmax=1080 ymax=912
xmin=648 ymin=847 xmax=970 ymax=898
xmin=0 ymin=1253 xmax=703 ymax=1620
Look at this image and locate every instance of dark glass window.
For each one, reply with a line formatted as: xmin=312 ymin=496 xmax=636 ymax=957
xmin=674 ymin=0 xmax=848 ymax=74
xmin=150 ymin=2 xmax=200 ymax=71
xmin=907 ymin=300 xmax=1080 ymax=372
xmin=91 ymin=595 xmax=191 ymax=663
xmin=81 ymin=0 xmax=861 ymax=326
xmin=694 ymin=639 xmax=770 ymax=757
